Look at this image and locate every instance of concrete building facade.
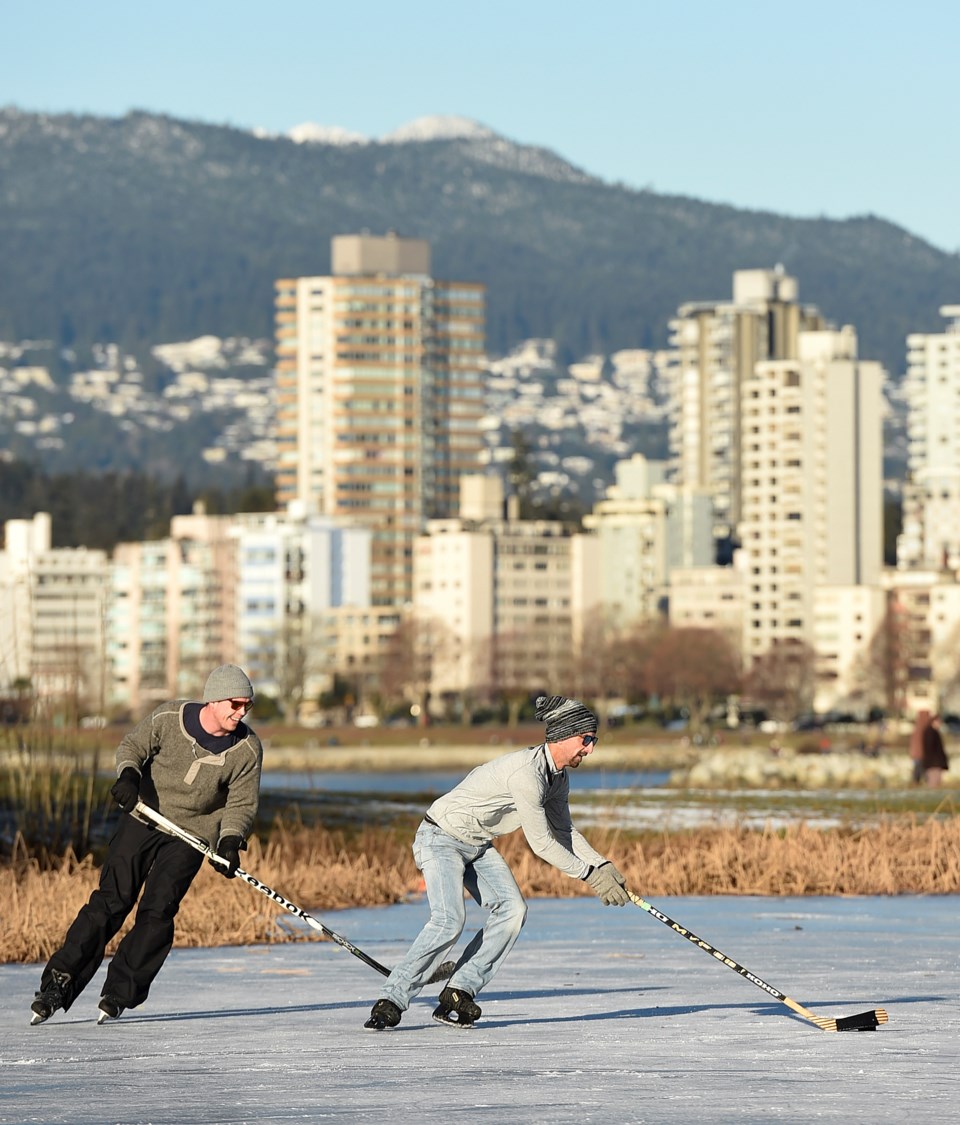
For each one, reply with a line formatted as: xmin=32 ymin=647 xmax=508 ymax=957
xmin=414 ymin=476 xmax=586 ymax=706
xmin=274 ymin=232 xmax=486 ymax=607
xmin=1 ymin=513 xmax=110 ymax=713
xmin=667 ymin=267 xmax=825 ymax=553
xmin=738 ymin=326 xmax=885 ymax=668
xmin=583 ymin=454 xmax=713 ymax=626
xmin=898 ymin=306 xmax=960 ymax=570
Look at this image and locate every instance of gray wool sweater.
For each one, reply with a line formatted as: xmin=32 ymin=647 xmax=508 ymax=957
xmin=425 ymin=744 xmax=606 ymax=879
xmin=116 ymin=700 xmax=263 ymax=847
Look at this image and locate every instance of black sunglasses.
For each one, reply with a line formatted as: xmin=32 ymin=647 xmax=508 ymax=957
xmin=581 ymin=734 xmax=598 ymax=747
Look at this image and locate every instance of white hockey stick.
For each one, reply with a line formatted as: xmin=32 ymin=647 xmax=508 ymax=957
xmin=630 ymin=891 xmax=888 ymax=1032
xmin=132 ymin=801 xmax=453 ymax=983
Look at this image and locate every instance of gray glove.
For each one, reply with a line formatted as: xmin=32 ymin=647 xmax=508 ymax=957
xmin=585 ymin=861 xmax=630 ymax=906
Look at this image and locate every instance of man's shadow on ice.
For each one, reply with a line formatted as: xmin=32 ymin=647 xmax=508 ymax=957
xmin=123 ymin=986 xmax=652 ymax=1025
xmin=121 ymin=990 xmax=938 ymax=1028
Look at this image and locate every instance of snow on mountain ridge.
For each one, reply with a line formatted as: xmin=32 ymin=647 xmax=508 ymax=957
xmin=283 ymin=114 xmax=496 ymax=147
xmin=380 ymin=115 xmax=497 ymax=143
xmin=288 ymin=122 xmax=369 ymax=146
xmin=281 ymin=114 xmax=592 ymax=184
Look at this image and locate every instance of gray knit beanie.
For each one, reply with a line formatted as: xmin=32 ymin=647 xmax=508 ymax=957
xmin=535 ymin=694 xmax=598 ymax=742
xmin=202 ymin=664 xmax=255 ymax=703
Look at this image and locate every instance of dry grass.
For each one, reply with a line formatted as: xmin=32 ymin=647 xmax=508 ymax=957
xmin=5 ymin=817 xmax=960 ymax=965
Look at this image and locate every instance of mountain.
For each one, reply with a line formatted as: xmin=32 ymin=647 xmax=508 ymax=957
xmin=1 ymin=106 xmax=959 ymax=379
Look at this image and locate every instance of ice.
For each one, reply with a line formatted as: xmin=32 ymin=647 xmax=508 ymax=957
xmin=2 ymin=895 xmax=957 ymax=1123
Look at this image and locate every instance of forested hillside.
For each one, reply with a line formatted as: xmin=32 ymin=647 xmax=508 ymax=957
xmin=2 ymin=107 xmax=959 ymax=376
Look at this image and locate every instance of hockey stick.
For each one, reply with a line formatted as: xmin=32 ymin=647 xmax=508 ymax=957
xmin=132 ymin=801 xmax=451 ymax=983
xmin=629 ymin=892 xmax=888 ymax=1032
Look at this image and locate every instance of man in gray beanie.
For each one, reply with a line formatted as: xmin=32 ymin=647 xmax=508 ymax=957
xmin=363 ymin=693 xmax=629 ymax=1032
xmin=31 ymin=664 xmax=262 ymax=1027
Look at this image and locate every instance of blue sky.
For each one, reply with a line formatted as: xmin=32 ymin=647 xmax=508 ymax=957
xmin=3 ymin=1 xmax=957 ymax=252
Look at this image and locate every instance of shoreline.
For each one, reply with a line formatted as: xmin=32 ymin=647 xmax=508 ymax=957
xmin=259 ymin=741 xmax=695 ymax=773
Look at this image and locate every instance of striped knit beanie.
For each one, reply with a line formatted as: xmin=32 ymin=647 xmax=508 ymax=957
xmin=535 ymin=694 xmax=598 ymax=742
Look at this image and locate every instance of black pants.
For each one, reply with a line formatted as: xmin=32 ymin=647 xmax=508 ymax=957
xmin=42 ymin=814 xmax=204 ymax=1010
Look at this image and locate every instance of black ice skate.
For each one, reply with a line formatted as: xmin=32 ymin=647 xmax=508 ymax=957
xmin=364 ymin=998 xmax=402 ymax=1031
xmin=97 ymin=995 xmax=125 ymax=1024
xmin=30 ymin=970 xmax=71 ymax=1026
xmin=432 ymin=986 xmax=481 ymax=1029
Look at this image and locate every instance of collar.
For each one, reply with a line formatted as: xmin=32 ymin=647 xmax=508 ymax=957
xmin=540 ymin=742 xmax=563 ymax=777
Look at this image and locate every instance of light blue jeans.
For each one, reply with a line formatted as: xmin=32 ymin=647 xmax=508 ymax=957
xmin=381 ymin=821 xmax=528 ymax=1010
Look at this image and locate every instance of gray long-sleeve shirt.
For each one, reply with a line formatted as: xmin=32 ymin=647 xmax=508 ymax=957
xmin=426 ymin=744 xmax=606 ymax=879
xmin=116 ymin=700 xmax=262 ymax=847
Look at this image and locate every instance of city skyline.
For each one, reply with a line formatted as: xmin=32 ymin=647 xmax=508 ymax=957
xmin=4 ymin=270 xmax=960 ymax=720
xmin=1 ymin=1 xmax=957 ymax=253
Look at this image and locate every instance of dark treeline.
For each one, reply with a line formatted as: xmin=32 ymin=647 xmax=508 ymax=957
xmin=0 ymin=460 xmax=275 ymax=552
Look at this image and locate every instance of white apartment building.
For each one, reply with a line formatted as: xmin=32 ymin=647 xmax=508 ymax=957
xmin=812 ymin=585 xmax=887 ymax=714
xmin=583 ymin=454 xmax=713 ymax=626
xmin=738 ymin=326 xmax=884 ymax=667
xmin=110 ymin=510 xmax=240 ymax=715
xmin=877 ymin=569 xmax=960 ymax=716
xmin=108 ymin=507 xmax=372 ymax=716
xmin=898 ymin=306 xmax=960 ymax=569
xmin=228 ymin=509 xmax=372 ymax=710
xmin=668 ymin=267 xmax=824 ymax=551
xmin=414 ymin=475 xmax=587 ymax=705
xmin=668 ymin=558 xmax=746 ymax=651
xmin=1 ymin=513 xmax=109 ymax=712
xmin=274 ymin=232 xmax=486 ymax=607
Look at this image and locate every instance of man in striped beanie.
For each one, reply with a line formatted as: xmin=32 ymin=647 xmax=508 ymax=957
xmin=363 ymin=693 xmax=629 ymax=1032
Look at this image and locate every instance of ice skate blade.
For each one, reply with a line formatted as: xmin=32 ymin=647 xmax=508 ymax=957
xmin=30 ymin=1012 xmax=47 ymax=1026
xmin=97 ymin=1010 xmax=119 ymax=1025
xmin=432 ymin=1012 xmax=475 ymax=1030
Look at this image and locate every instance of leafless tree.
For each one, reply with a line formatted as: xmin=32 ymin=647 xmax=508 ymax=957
xmin=745 ymin=639 xmax=816 ymax=722
xmin=378 ymin=612 xmax=458 ymax=725
xmin=481 ymin=616 xmax=574 ymax=727
xmin=643 ymin=625 xmax=742 ymax=726
xmin=570 ymin=611 xmax=629 ymax=721
xmin=849 ymin=601 xmax=912 ymax=717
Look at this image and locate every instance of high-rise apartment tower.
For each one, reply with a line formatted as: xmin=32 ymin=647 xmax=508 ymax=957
xmin=898 ymin=305 xmax=960 ymax=569
xmin=668 ymin=268 xmax=824 ymax=553
xmin=275 ymin=233 xmax=486 ymax=606
xmin=738 ymin=326 xmax=884 ymax=665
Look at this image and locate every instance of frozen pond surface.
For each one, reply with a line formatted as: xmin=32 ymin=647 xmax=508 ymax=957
xmin=2 ymin=895 xmax=957 ymax=1124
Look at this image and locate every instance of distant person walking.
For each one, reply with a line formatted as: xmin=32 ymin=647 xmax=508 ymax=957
xmin=362 ymin=693 xmax=630 ymax=1032
xmin=30 ymin=665 xmax=262 ymax=1026
xmin=909 ymin=710 xmax=932 ymax=786
xmin=921 ymin=713 xmax=949 ymax=788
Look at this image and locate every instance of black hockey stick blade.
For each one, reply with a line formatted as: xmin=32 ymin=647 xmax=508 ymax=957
xmin=427 ymin=960 xmax=456 ymax=984
xmin=835 ymin=1008 xmax=889 ymax=1033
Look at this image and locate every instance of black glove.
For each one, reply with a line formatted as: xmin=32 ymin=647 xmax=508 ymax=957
xmin=110 ymin=768 xmax=140 ymax=813
xmin=212 ymin=835 xmax=243 ymax=878
xmin=585 ymin=861 xmax=630 ymax=907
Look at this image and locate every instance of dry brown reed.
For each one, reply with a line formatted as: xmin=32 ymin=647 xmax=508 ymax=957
xmin=5 ymin=818 xmax=960 ymax=965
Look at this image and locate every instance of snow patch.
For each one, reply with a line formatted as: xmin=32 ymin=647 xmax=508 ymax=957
xmin=380 ymin=115 xmax=496 ymax=143
xmin=287 ymin=122 xmax=369 ymax=146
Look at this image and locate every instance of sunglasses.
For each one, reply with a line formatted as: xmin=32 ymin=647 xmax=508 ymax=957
xmin=581 ymin=734 xmax=598 ymax=747
xmin=224 ymin=699 xmax=253 ymax=713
